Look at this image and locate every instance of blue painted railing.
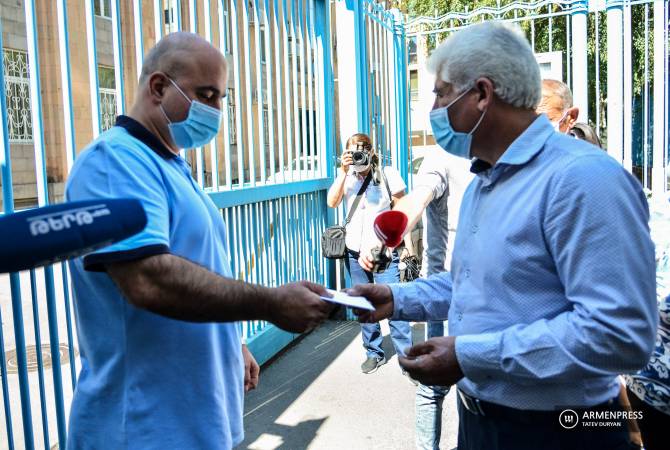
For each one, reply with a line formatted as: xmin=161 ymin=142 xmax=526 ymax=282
xmin=0 ymin=0 xmax=337 ymax=448
xmin=353 ymin=0 xmax=410 ymax=178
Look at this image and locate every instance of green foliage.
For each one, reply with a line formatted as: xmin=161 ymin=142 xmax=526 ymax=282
xmin=397 ymin=0 xmax=656 ymax=136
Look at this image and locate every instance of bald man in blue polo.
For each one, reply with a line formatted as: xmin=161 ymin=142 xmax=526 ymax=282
xmin=65 ymin=32 xmax=331 ymax=449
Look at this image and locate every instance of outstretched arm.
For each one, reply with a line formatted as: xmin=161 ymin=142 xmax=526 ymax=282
xmin=107 ymin=253 xmax=332 ymax=333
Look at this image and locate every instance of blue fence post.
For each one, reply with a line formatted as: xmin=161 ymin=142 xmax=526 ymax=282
xmin=56 ymin=0 xmax=77 ymax=171
xmin=0 ymin=23 xmax=18 ymax=449
xmin=353 ymin=0 xmax=370 ymax=134
xmin=29 ymin=1 xmax=71 ymax=446
xmin=317 ymin=0 xmax=337 ymax=288
xmin=392 ymin=9 xmax=409 ymax=182
xmin=29 ymin=271 xmax=51 ymax=450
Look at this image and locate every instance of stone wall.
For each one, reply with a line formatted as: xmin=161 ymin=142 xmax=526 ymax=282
xmin=0 ymin=0 xmax=113 ymax=210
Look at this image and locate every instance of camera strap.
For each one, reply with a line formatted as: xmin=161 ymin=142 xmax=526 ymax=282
xmin=379 ymin=167 xmax=394 ymax=205
xmin=344 ymin=172 xmax=372 ymax=225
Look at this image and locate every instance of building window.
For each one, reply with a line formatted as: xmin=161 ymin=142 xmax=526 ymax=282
xmin=408 ymin=37 xmax=418 ymax=65
xmin=221 ymin=0 xmax=230 ymax=51
xmin=410 ymin=70 xmax=419 ymax=103
xmin=94 ymin=0 xmax=112 ymax=19
xmin=164 ymin=1 xmax=178 ymax=35
xmin=248 ymin=1 xmax=255 ymax=24
xmin=98 ymin=65 xmax=117 ymax=131
xmin=262 ymin=107 xmax=269 ymax=146
xmin=288 ymin=36 xmax=300 ymax=58
xmin=260 ymin=27 xmax=267 ymax=64
xmin=2 ymin=48 xmax=32 ymax=143
xmin=228 ymin=89 xmax=237 ymax=145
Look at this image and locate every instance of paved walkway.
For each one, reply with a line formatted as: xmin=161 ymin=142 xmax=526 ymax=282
xmin=238 ymin=320 xmax=459 ymax=450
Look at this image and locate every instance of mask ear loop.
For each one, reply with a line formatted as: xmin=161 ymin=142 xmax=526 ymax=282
xmin=159 ymin=103 xmax=172 ymax=124
xmin=445 ymin=87 xmax=472 ymax=109
xmin=555 ymin=109 xmax=570 ymax=129
xmin=168 ymin=77 xmax=192 ymax=104
xmin=160 ymin=76 xmax=198 ymax=125
xmin=469 ymin=107 xmax=487 ymax=136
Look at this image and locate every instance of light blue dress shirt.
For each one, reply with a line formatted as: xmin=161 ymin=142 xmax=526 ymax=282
xmin=389 ymin=115 xmax=658 ymax=411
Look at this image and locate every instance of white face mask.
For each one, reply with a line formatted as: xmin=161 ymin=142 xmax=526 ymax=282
xmin=351 ymin=162 xmax=371 ymax=173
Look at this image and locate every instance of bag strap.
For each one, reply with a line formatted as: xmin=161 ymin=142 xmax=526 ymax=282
xmin=344 ymin=172 xmax=372 ymax=225
xmin=380 ymin=167 xmax=394 ymax=204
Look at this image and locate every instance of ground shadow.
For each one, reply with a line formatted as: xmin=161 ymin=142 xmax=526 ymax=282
xmin=237 ymin=321 xmax=360 ymax=450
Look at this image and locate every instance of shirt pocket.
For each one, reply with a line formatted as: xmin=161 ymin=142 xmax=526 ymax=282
xmin=365 ymin=186 xmax=385 ymax=208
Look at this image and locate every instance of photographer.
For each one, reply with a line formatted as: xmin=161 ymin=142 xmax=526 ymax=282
xmin=327 ymin=133 xmax=413 ymax=376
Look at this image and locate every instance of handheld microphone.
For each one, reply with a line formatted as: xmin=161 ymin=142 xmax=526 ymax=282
xmin=0 ymin=199 xmax=147 ymax=273
xmin=370 ymin=210 xmax=408 ymax=273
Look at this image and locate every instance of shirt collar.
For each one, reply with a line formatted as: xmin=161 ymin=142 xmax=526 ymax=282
xmin=470 ymin=114 xmax=554 ymax=174
xmin=115 ymin=115 xmax=175 ymax=160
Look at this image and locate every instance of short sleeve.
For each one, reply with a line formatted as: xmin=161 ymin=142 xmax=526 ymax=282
xmin=415 ymin=153 xmax=449 ymax=199
xmin=383 ymin=166 xmax=406 ymax=196
xmin=65 ymin=140 xmax=171 ymax=271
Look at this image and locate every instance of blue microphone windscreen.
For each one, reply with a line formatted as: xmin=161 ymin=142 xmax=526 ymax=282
xmin=0 ymin=199 xmax=147 ymax=273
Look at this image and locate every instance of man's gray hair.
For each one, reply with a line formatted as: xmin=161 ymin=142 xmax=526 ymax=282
xmin=542 ymin=79 xmax=573 ymax=111
xmin=427 ymin=22 xmax=541 ymax=109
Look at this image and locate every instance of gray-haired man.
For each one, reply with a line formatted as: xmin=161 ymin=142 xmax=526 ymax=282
xmin=352 ymin=22 xmax=656 ymax=450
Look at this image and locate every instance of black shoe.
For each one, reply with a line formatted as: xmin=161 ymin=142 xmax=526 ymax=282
xmin=402 ymin=370 xmax=419 ymax=386
xmin=361 ymin=356 xmax=387 ymax=374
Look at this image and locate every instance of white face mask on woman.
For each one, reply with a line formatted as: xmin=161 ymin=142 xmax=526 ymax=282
xmin=351 ymin=161 xmax=371 ymax=173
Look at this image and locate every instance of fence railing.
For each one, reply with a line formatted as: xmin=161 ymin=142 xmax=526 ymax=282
xmin=328 ymin=1 xmax=410 ymax=295
xmin=406 ymin=0 xmax=669 ymax=195
xmin=357 ymin=0 xmax=410 ymax=179
xmin=0 ymin=1 xmax=335 ymax=449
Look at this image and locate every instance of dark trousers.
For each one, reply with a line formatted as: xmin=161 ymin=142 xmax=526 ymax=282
xmin=457 ymin=396 xmax=636 ymax=450
xmin=626 ymin=387 xmax=668 ymax=450
xmin=345 ymin=250 xmax=412 ymax=359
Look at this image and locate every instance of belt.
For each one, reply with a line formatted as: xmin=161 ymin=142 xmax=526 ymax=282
xmin=457 ymin=389 xmax=619 ymax=425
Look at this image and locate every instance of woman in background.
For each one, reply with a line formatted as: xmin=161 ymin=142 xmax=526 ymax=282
xmin=327 ymin=133 xmax=413 ymax=377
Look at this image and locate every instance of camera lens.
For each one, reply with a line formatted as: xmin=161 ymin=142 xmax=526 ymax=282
xmin=352 ymin=151 xmax=368 ymax=166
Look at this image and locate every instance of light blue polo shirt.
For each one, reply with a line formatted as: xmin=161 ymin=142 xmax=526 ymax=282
xmin=65 ymin=116 xmax=244 ymax=449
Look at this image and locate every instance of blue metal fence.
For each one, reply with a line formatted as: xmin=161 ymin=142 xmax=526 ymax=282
xmin=331 ymin=1 xmax=410 ymax=297
xmin=0 ymin=0 xmax=336 ymax=448
xmin=406 ymin=0 xmax=669 ymax=195
xmin=354 ymin=0 xmax=410 ymax=179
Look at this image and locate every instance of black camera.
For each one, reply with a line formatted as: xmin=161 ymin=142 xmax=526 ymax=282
xmin=370 ymin=246 xmax=392 ymax=273
xmin=351 ymin=150 xmax=370 ymax=167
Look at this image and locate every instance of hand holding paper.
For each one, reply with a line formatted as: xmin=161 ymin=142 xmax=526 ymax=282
xmin=344 ymin=283 xmax=395 ymax=323
xmin=320 ymin=289 xmax=374 ymax=311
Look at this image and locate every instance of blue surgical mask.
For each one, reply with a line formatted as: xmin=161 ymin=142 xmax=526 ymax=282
xmin=160 ymin=78 xmax=222 ymax=149
xmin=429 ymin=88 xmax=487 ymax=159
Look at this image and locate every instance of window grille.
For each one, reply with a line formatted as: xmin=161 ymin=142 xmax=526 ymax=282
xmin=2 ymin=48 xmax=33 ymax=143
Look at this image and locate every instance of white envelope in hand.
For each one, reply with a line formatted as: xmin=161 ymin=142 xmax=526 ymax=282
xmin=320 ymin=289 xmax=374 ymax=311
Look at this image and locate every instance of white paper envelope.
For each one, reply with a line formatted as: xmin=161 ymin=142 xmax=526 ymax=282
xmin=320 ymin=289 xmax=375 ymax=311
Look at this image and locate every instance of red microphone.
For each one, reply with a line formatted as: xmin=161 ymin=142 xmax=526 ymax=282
xmin=370 ymin=210 xmax=408 ymax=273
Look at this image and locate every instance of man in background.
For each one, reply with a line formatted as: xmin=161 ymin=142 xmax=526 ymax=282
xmin=390 ymin=149 xmax=472 ymax=449
xmin=537 ymin=78 xmax=579 ymax=132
